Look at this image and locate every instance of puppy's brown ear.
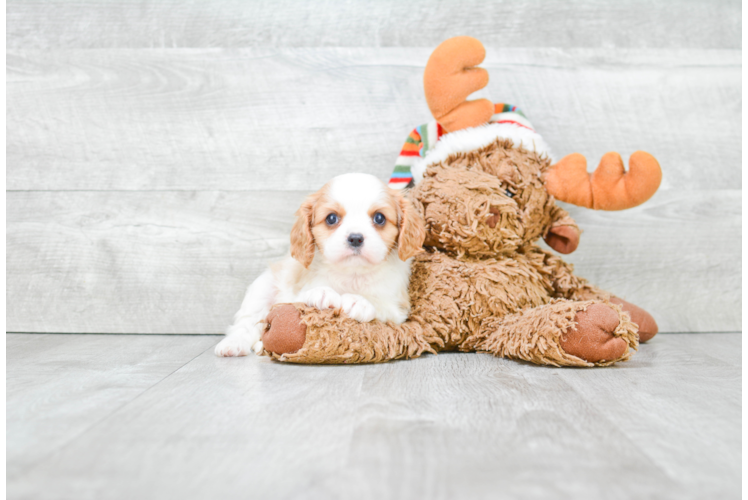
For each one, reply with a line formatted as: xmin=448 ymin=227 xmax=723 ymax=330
xmin=290 ymin=193 xmax=318 ymax=268
xmin=396 ymin=193 xmax=426 ymax=261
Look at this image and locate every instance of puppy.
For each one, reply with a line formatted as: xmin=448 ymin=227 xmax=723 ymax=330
xmin=215 ymin=173 xmax=425 ymax=357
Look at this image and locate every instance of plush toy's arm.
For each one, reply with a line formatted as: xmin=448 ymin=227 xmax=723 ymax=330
xmin=261 ymin=304 xmax=443 ymax=364
xmin=543 ymin=204 xmax=581 ymax=254
xmin=548 ymin=204 xmax=577 ymax=230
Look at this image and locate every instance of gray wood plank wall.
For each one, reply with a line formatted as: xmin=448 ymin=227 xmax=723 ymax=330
xmin=7 ymin=1 xmax=742 ymax=334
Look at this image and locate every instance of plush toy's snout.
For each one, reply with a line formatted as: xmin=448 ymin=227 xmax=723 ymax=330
xmin=485 ymin=206 xmax=501 ymax=229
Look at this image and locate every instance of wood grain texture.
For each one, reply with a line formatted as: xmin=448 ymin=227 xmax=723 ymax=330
xmin=6 ymin=3 xmax=741 ymax=336
xmin=5 ymin=0 xmax=740 ymax=49
xmin=7 ymin=48 xmax=740 ymax=191
xmin=740 ymin=180 xmax=748 ymax=332
xmin=556 ymin=336 xmax=741 ymax=497
xmin=6 ymin=3 xmax=741 ymax=498
xmin=6 ymin=190 xmax=307 ymax=334
xmin=6 ymin=333 xmax=218 ymax=479
xmin=6 ymin=189 xmax=740 ymax=334
xmin=7 ymin=0 xmax=741 ymax=50
xmin=6 ymin=333 xmax=741 ymax=500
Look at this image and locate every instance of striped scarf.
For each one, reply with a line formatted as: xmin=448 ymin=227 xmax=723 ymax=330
xmin=389 ymin=103 xmax=534 ymax=189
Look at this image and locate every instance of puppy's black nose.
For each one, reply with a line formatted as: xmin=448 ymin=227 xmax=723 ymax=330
xmin=347 ymin=233 xmax=364 ymax=248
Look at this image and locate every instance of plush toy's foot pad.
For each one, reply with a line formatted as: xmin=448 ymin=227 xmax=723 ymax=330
xmin=559 ymin=304 xmax=628 ymax=363
xmin=262 ymin=304 xmax=307 ymax=355
xmin=610 ymin=297 xmax=658 ymax=342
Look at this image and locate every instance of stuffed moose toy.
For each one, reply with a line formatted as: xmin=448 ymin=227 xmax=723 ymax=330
xmin=260 ymin=37 xmax=661 ymax=367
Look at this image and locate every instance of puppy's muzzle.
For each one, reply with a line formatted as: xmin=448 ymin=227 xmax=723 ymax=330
xmin=347 ymin=233 xmax=364 ymax=248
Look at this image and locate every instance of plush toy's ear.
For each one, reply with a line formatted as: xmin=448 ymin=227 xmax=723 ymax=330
xmin=544 ymin=225 xmax=580 ymax=254
xmin=396 ymin=194 xmax=426 ymax=261
xmin=290 ymin=193 xmax=319 ymax=268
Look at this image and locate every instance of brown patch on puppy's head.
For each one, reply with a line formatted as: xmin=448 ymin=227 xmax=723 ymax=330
xmin=394 ymin=191 xmax=426 ymax=260
xmin=309 ymin=197 xmax=346 ymax=256
xmin=363 ymin=187 xmax=425 ymax=261
xmin=290 ymin=188 xmax=325 ymax=268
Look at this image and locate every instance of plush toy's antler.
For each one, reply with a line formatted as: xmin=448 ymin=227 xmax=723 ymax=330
xmin=423 ymin=36 xmax=495 ymax=133
xmin=424 ymin=36 xmax=663 ymax=210
xmin=546 ymin=151 xmax=662 ymax=210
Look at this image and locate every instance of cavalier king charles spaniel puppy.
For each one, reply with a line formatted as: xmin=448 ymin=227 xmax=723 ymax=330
xmin=215 ymin=173 xmax=426 ymax=357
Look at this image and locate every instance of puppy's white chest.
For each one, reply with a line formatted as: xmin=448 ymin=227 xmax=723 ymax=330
xmin=331 ymin=273 xmax=374 ymax=295
xmin=300 ymin=259 xmax=393 ymax=301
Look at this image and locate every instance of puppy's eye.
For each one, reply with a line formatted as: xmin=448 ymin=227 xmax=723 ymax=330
xmin=373 ymin=212 xmax=386 ymax=226
xmin=325 ymin=213 xmax=339 ymax=226
xmin=505 ymin=188 xmax=515 ymax=198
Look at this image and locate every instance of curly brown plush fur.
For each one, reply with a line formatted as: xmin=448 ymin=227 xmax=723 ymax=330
xmin=262 ymin=139 xmax=654 ymax=367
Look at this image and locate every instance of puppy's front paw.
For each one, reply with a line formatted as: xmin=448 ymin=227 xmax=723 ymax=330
xmin=215 ymin=325 xmax=260 ymax=357
xmin=300 ymin=286 xmax=342 ymax=311
xmin=341 ymin=294 xmax=376 ymax=322
xmin=215 ymin=335 xmax=250 ymax=357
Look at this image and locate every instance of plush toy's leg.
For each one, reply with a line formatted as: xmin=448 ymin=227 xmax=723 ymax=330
xmin=466 ymin=300 xmax=638 ymax=367
xmin=609 ymin=297 xmax=658 ymax=342
xmin=261 ymin=303 xmax=443 ymax=364
xmin=572 ymin=287 xmax=659 ymax=343
xmin=545 ymin=251 xmax=658 ymax=343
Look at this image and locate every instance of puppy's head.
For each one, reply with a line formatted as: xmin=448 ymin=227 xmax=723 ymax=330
xmin=290 ymin=173 xmax=425 ymax=268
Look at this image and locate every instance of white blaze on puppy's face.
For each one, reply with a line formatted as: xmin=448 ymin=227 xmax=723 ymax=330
xmin=312 ymin=173 xmax=398 ymax=267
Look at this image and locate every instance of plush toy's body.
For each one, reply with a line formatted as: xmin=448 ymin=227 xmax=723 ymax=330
xmin=259 ymin=37 xmax=661 ymax=367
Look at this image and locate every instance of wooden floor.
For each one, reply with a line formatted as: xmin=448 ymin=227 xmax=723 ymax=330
xmin=6 ymin=333 xmax=741 ymax=499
